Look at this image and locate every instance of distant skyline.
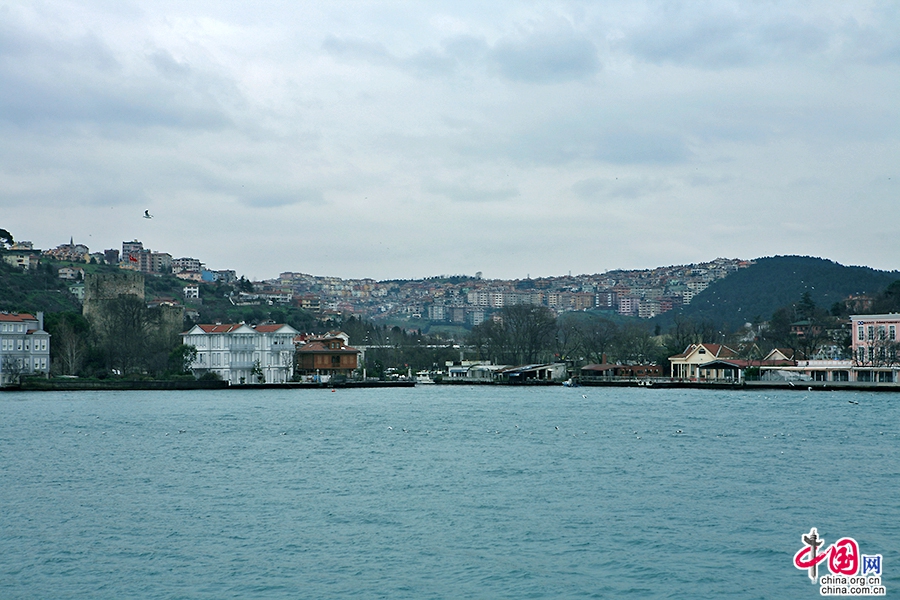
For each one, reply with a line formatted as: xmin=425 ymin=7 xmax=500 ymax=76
xmin=2 ymin=1 xmax=898 ymax=281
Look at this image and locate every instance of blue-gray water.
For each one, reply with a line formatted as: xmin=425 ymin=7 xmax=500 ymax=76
xmin=1 ymin=386 xmax=897 ymax=599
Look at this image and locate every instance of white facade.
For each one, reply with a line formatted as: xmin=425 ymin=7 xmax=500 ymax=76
xmin=181 ymin=322 xmax=299 ymax=384
xmin=173 ymin=257 xmax=203 ymax=274
xmin=0 ymin=312 xmax=51 ymax=385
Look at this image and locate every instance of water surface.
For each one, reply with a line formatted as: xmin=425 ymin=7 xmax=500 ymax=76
xmin=1 ymin=386 xmax=897 ymax=598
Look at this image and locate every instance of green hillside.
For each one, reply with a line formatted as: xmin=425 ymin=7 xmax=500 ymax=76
xmin=656 ymin=256 xmax=899 ymax=331
xmin=0 ymin=260 xmax=82 ymax=314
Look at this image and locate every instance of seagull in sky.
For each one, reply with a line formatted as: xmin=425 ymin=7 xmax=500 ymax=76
xmin=144 ymin=210 xmax=153 ymax=219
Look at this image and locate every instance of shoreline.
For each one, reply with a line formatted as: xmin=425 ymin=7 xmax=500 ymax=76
xmin=4 ymin=378 xmax=900 ymax=392
xmin=0 ymin=379 xmax=416 ymax=392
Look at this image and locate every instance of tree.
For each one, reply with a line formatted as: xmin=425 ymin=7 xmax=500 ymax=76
xmin=468 ymin=305 xmax=557 ymax=365
xmin=94 ymin=296 xmax=150 ymax=374
xmin=0 ymin=228 xmax=13 ymax=248
xmin=614 ymin=323 xmax=660 ymax=364
xmin=762 ymin=294 xmax=834 ymax=359
xmin=251 ymin=359 xmax=264 ymax=383
xmin=168 ymin=344 xmax=198 ymax=375
xmin=661 ymin=316 xmax=718 ymax=367
xmin=796 ymin=291 xmax=817 ymax=321
xmin=501 ymin=304 xmax=557 ymax=364
xmin=872 ymin=280 xmax=900 ymax=314
xmin=576 ymin=315 xmax=618 ymax=364
xmin=45 ymin=311 xmax=91 ymax=376
xmin=553 ymin=315 xmax=583 ymax=365
xmin=1 ymin=355 xmax=23 ymax=385
xmin=91 ymin=296 xmax=177 ymax=376
xmin=237 ymin=276 xmax=254 ymax=293
xmin=469 ymin=318 xmax=509 ymax=364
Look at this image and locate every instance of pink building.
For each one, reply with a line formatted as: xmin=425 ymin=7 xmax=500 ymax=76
xmin=850 ymin=313 xmax=900 ymax=382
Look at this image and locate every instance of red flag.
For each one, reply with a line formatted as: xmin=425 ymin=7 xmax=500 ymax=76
xmin=129 ymin=255 xmax=138 ymax=262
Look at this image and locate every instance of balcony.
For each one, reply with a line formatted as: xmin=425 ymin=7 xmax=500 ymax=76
xmin=229 ymin=360 xmax=256 ymax=368
xmin=228 ymin=342 xmax=256 ymax=351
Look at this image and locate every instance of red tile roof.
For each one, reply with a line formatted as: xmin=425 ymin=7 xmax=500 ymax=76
xmin=0 ymin=313 xmax=37 ymax=322
xmin=296 ymin=341 xmax=359 ymax=354
xmin=669 ymin=343 xmax=738 ymax=360
xmin=197 ymin=324 xmax=243 ymax=333
xmin=254 ymin=324 xmax=287 ymax=333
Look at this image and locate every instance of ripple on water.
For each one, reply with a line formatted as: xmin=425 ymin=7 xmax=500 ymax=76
xmin=0 ymin=387 xmax=897 ymax=599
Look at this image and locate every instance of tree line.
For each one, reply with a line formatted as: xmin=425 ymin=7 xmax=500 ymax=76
xmin=45 ymin=298 xmax=194 ymax=380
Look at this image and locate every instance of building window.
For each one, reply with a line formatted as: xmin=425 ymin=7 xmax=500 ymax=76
xmin=891 ymin=326 xmax=896 ymax=341
xmin=878 ymin=326 xmax=886 ymax=340
xmin=867 ymin=325 xmax=875 ymax=341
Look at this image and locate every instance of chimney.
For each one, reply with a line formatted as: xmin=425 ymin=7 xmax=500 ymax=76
xmin=37 ymin=311 xmax=44 ymax=331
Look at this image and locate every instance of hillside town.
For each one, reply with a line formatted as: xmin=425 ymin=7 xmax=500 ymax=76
xmin=2 ymin=232 xmax=900 ymax=390
xmin=5 ymin=236 xmax=751 ymax=324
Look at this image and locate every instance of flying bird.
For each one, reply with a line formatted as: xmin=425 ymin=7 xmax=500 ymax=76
xmin=143 ymin=210 xmax=153 ymax=219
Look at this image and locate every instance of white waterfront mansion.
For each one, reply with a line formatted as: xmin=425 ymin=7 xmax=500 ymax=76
xmin=0 ymin=312 xmax=51 ymax=386
xmin=181 ymin=322 xmax=298 ymax=384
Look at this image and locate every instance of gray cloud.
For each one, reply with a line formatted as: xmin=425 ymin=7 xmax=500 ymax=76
xmin=240 ymin=188 xmax=324 ymax=208
xmin=323 ymin=24 xmax=599 ymax=84
xmin=619 ymin=2 xmax=900 ymax=70
xmin=490 ymin=28 xmax=600 ymax=83
xmin=150 ymin=50 xmax=192 ymax=79
xmin=424 ymin=179 xmax=519 ymax=203
xmin=321 ymin=35 xmax=392 ymax=65
xmin=573 ymin=176 xmax=671 ymax=200
xmin=621 ymin=4 xmax=831 ymax=68
xmin=487 ymin=119 xmax=691 ymax=166
xmin=2 ymin=1 xmax=900 ymax=279
xmin=0 ymin=14 xmax=234 ymax=130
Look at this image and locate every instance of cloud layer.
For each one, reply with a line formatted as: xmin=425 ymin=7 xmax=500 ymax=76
xmin=1 ymin=1 xmax=898 ymax=279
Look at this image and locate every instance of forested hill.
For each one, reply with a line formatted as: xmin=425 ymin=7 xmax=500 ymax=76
xmin=656 ymin=256 xmax=900 ymax=331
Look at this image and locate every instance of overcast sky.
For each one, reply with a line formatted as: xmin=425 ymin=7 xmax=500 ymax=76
xmin=2 ymin=1 xmax=898 ymax=281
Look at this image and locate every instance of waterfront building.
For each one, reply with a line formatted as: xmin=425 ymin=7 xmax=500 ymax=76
xmin=181 ymin=322 xmax=299 ymax=384
xmin=295 ymin=334 xmax=360 ymax=378
xmin=581 ymin=362 xmax=662 ymax=379
xmin=669 ymin=343 xmax=739 ymax=380
xmin=0 ymin=312 xmax=50 ymax=386
xmin=849 ymin=313 xmax=900 ymax=382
